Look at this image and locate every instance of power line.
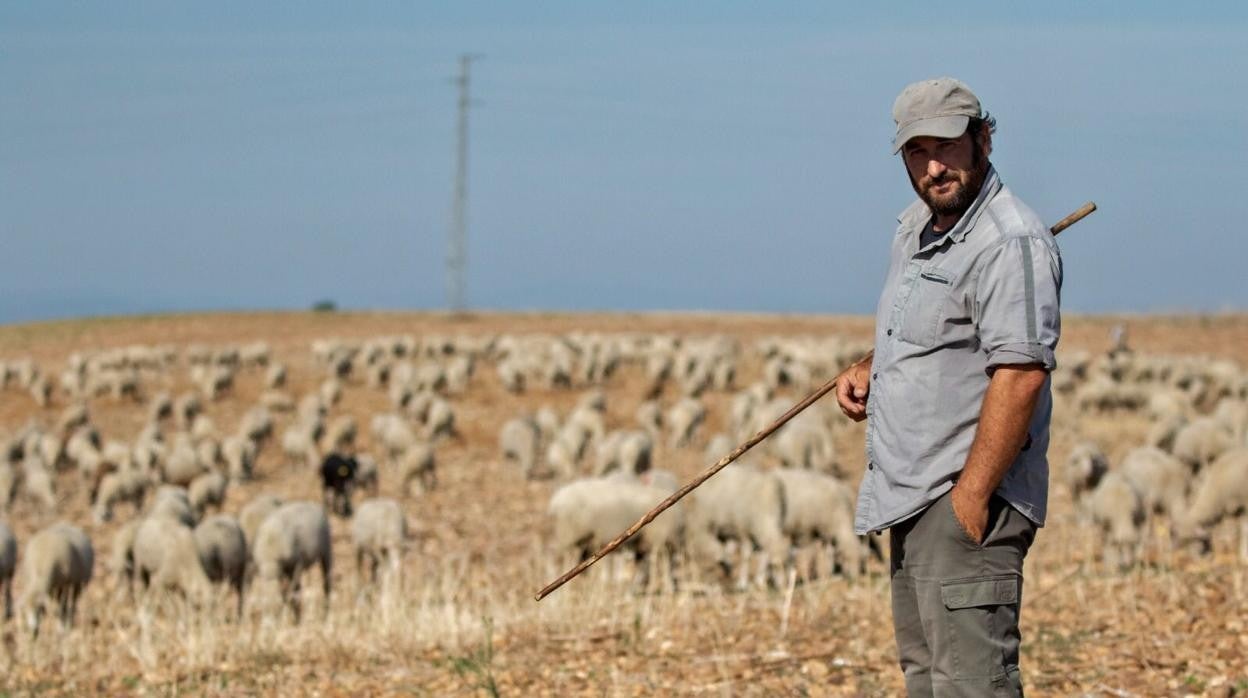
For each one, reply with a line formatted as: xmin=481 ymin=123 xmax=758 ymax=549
xmin=447 ymin=53 xmax=480 ymax=314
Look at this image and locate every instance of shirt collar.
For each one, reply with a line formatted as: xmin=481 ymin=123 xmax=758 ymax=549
xmin=896 ymin=167 xmax=1003 ymax=247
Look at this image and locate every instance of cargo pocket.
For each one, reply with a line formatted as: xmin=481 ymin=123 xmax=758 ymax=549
xmin=940 ymin=574 xmax=1023 ymax=689
xmin=897 ymin=268 xmax=950 ymax=347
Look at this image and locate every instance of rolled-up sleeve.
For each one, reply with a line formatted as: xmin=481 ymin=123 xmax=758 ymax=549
xmin=974 ymin=235 xmax=1062 ymax=371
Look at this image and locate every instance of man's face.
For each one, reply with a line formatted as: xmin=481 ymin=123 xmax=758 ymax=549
xmin=901 ymin=128 xmax=991 ymax=218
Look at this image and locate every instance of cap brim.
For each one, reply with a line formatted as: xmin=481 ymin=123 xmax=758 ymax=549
xmin=892 ymin=115 xmax=970 ymax=154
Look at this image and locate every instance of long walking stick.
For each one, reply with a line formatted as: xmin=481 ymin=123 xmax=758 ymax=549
xmin=535 ymin=201 xmax=1097 ymax=601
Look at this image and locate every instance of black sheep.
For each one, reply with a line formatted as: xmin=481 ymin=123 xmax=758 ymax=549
xmin=320 ymin=453 xmax=358 ymax=517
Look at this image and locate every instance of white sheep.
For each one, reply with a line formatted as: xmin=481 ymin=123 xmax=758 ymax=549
xmin=685 ymin=462 xmax=789 ymax=589
xmin=1082 ymin=471 xmax=1145 ymax=568
xmin=593 ymin=430 xmax=653 ymax=477
xmin=399 ymin=444 xmax=437 ymax=495
xmin=1176 ymin=448 xmax=1248 ymax=553
xmin=20 ymin=456 xmax=57 ymax=512
xmin=93 ymin=468 xmax=151 ymax=522
xmin=251 ymin=502 xmax=332 ymax=621
xmin=667 ymin=397 xmax=707 ymax=448
xmin=239 ymin=493 xmax=285 ymax=547
xmin=162 ymin=434 xmax=208 ymax=487
xmin=499 ymin=417 xmax=541 ymax=479
xmin=149 ymin=486 xmax=197 ymax=527
xmin=1120 ymin=446 xmax=1189 ymax=520
xmin=1172 ymin=416 xmax=1234 ymax=472
xmin=634 ymin=400 xmax=663 ymax=440
xmin=188 ymin=470 xmax=228 ymax=518
xmin=774 ymin=468 xmax=864 ymax=579
xmin=221 ymin=435 xmax=257 ymax=481
xmin=18 ymin=523 xmax=94 ymax=635
xmin=354 ymin=453 xmax=380 ymax=495
xmin=351 ymin=498 xmax=407 ymax=586
xmin=1 ymin=521 xmax=15 ymax=619
xmin=194 ymin=514 xmax=248 ymax=617
xmin=132 ymin=514 xmax=212 ymax=603
xmin=110 ymin=519 xmax=141 ymax=595
xmin=1064 ymin=440 xmax=1109 ymax=500
xmin=548 ymin=474 xmax=684 ymax=590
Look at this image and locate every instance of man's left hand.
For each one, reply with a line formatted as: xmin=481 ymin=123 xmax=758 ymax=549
xmin=950 ymin=485 xmax=989 ymax=544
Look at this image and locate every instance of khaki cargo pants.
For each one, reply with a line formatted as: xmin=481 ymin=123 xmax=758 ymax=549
xmin=889 ymin=491 xmax=1037 ymax=697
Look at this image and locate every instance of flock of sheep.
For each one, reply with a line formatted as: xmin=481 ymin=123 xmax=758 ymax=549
xmin=1 ymin=326 xmax=1247 ymax=643
xmin=1060 ymin=349 xmax=1248 ymax=565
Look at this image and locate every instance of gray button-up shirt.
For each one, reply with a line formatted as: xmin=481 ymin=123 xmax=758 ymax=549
xmin=854 ymin=168 xmax=1062 ymax=534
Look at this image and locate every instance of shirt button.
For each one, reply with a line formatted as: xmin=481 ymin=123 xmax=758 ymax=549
xmin=868 ymin=462 xmax=874 ymax=470
xmin=887 ymin=329 xmax=893 ymax=336
xmin=872 ymin=373 xmax=878 ymax=380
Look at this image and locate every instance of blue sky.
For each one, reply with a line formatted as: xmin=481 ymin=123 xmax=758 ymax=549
xmin=2 ymin=2 xmax=1246 ymax=323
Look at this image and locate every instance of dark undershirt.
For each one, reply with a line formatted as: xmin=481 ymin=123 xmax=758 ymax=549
xmin=919 ymin=219 xmax=947 ymax=250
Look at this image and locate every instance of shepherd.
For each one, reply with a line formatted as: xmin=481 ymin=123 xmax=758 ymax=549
xmin=834 ymin=77 xmax=1062 ymax=695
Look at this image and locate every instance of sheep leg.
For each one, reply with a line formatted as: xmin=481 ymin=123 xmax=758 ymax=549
xmin=2 ymin=579 xmax=10 ymax=620
xmin=320 ymin=553 xmax=333 ymax=618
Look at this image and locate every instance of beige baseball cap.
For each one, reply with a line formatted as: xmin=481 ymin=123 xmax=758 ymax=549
xmin=891 ymin=77 xmax=981 ymax=154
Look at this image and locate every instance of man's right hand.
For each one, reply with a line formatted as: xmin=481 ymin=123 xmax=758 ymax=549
xmin=834 ymin=351 xmax=873 ymax=422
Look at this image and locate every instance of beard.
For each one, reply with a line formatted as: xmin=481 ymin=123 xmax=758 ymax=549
xmin=911 ymin=143 xmax=990 ymax=217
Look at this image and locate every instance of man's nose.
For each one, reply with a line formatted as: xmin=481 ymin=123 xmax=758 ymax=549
xmin=927 ymin=159 xmax=947 ymax=179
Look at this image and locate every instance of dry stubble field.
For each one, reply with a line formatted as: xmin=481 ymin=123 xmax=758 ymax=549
xmin=0 ymin=310 xmax=1246 ymax=697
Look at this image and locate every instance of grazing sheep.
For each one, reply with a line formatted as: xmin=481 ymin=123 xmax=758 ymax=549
xmin=1 ymin=521 xmax=15 ymax=619
xmin=1083 ymin=471 xmax=1145 ymax=569
xmin=132 ymin=515 xmax=212 ymax=602
xmin=1146 ymin=414 xmax=1188 ymax=453
xmin=1172 ymin=417 xmax=1234 ymax=472
xmin=239 ymin=494 xmax=285 ymax=547
xmin=251 ymin=502 xmax=332 ymax=621
xmin=351 ymin=498 xmax=407 ymax=586
xmin=548 ymin=475 xmax=684 ymax=590
xmin=265 ymin=363 xmax=287 ymax=389
xmin=319 ymin=378 xmax=342 ymax=408
xmin=20 ymin=457 xmax=57 ymax=512
xmin=93 ymin=468 xmax=151 ymax=523
xmin=322 ymin=416 xmax=357 ymax=454
xmin=238 ymin=406 xmax=274 ymax=445
xmin=188 ymin=470 xmax=228 ymax=518
xmin=686 ymin=462 xmax=789 ymax=588
xmin=499 ymin=417 xmax=541 ymax=479
xmin=422 ymin=398 xmax=456 ymax=441
xmin=149 ymin=486 xmax=197 ymax=527
xmin=1120 ymin=446 xmax=1189 ymax=519
xmin=281 ymin=424 xmax=321 ymax=470
xmin=260 ymin=390 xmax=295 ymax=413
xmin=110 ymin=519 xmax=141 ymax=594
xmin=18 ymin=523 xmax=94 ymax=635
xmin=163 ymin=434 xmax=208 ymax=487
xmin=774 ymin=468 xmax=864 ymax=579
xmin=667 ymin=398 xmax=707 ymax=448
xmin=221 ymin=435 xmax=257 ymax=481
xmin=399 ymin=444 xmax=437 ymax=495
xmin=635 ymin=400 xmax=663 ymax=440
xmin=319 ymin=453 xmax=357 ymax=516
xmin=1065 ymin=440 xmax=1110 ymax=500
xmin=1176 ymin=448 xmax=1248 ymax=553
xmin=773 ymin=420 xmax=838 ymax=473
xmin=354 ymin=453 xmax=380 ymax=495
xmin=593 ymin=430 xmax=654 ymax=477
xmin=194 ymin=514 xmax=248 ymax=617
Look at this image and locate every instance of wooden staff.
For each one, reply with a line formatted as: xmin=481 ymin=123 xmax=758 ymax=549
xmin=535 ymin=201 xmax=1097 ymax=602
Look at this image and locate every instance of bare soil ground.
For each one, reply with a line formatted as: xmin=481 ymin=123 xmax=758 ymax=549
xmin=0 ymin=310 xmax=1246 ymax=697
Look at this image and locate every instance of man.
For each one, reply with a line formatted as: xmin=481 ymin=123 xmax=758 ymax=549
xmin=834 ymin=78 xmax=1062 ymax=696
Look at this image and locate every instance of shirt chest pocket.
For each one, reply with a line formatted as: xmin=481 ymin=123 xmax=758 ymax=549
xmin=897 ymin=267 xmax=952 ymax=347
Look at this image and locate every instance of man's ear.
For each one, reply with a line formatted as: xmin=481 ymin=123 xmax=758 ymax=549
xmin=977 ymin=124 xmax=993 ymax=158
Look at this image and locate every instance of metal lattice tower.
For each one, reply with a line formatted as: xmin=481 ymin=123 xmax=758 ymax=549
xmin=447 ymin=54 xmax=478 ymax=314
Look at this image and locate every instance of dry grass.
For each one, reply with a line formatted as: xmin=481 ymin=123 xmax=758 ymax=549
xmin=0 ymin=310 xmax=1246 ymax=696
